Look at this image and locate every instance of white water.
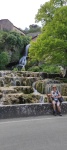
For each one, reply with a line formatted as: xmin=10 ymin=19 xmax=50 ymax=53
xmin=32 ymin=82 xmax=45 ymax=103
xmin=18 ymin=44 xmax=30 ymax=68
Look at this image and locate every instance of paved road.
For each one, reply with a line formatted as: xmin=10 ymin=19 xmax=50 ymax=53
xmin=0 ymin=115 xmax=67 ymax=150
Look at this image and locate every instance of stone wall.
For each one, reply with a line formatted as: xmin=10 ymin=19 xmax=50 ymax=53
xmin=0 ymin=19 xmax=25 ymax=35
xmin=13 ymin=26 xmax=25 ymax=35
xmin=0 ymin=19 xmax=13 ymax=31
xmin=0 ymin=102 xmax=67 ymax=119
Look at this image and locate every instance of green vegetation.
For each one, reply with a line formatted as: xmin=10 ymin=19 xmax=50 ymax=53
xmin=27 ymin=64 xmax=60 ymax=73
xmin=22 ymin=24 xmax=41 ymax=34
xmin=28 ymin=1 xmax=67 ymax=73
xmin=0 ymin=51 xmax=10 ymax=69
xmin=35 ymin=0 xmax=67 ymax=25
xmin=0 ymin=0 xmax=67 ymax=74
xmin=0 ymin=31 xmax=30 ymax=69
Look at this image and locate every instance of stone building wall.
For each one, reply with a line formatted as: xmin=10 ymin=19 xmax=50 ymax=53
xmin=13 ymin=26 xmax=25 ymax=35
xmin=0 ymin=19 xmax=13 ymax=31
xmin=0 ymin=19 xmax=25 ymax=35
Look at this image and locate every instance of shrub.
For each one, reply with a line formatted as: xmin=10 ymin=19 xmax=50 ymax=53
xmin=0 ymin=51 xmax=10 ymax=69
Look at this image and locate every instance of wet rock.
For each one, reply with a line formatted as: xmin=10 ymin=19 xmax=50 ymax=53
xmin=61 ymin=84 xmax=67 ymax=96
xmin=0 ymin=80 xmax=4 ymax=87
xmin=0 ymin=71 xmax=67 ymax=105
xmin=3 ymin=93 xmax=41 ymax=105
xmin=0 ymin=93 xmax=2 ymax=98
xmin=15 ymin=80 xmax=21 ymax=86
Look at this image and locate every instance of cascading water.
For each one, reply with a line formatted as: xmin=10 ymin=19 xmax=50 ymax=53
xmin=18 ymin=44 xmax=30 ymax=68
xmin=32 ymin=79 xmax=62 ymax=103
xmin=24 ymin=44 xmax=30 ymax=56
xmin=19 ymin=56 xmax=27 ymax=68
xmin=32 ymin=82 xmax=45 ymax=103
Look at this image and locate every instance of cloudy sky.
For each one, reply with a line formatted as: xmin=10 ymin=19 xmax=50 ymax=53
xmin=0 ymin=0 xmax=49 ymax=29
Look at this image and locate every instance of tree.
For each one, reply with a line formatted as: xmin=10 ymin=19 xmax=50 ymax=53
xmin=51 ymin=0 xmax=67 ymax=6
xmin=0 ymin=51 xmax=10 ymax=69
xmin=35 ymin=0 xmax=67 ymax=25
xmin=23 ymin=24 xmax=41 ymax=34
xmin=29 ymin=6 xmax=67 ymax=67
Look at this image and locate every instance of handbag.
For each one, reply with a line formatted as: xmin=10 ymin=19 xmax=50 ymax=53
xmin=58 ymin=97 xmax=64 ymax=103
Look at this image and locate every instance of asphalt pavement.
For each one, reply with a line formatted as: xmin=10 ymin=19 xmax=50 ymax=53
xmin=0 ymin=115 xmax=67 ymax=150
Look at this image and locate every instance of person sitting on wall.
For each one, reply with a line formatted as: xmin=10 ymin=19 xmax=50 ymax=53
xmin=47 ymin=85 xmax=63 ymax=116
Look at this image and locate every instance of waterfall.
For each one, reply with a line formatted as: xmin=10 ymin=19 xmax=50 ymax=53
xmin=18 ymin=44 xmax=30 ymax=68
xmin=19 ymin=56 xmax=27 ymax=68
xmin=32 ymin=82 xmax=45 ymax=103
xmin=24 ymin=44 xmax=30 ymax=56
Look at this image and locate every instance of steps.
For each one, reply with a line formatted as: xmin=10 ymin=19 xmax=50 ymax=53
xmin=0 ymin=71 xmax=67 ymax=105
xmin=0 ymin=71 xmax=42 ymax=105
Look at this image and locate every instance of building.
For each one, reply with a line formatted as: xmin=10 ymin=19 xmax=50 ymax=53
xmin=27 ymin=32 xmax=41 ymax=41
xmin=0 ymin=19 xmax=25 ymax=35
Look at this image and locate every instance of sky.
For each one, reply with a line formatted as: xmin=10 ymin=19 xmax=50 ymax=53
xmin=0 ymin=0 xmax=49 ymax=29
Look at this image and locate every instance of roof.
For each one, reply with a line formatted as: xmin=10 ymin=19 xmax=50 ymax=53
xmin=27 ymin=32 xmax=41 ymax=39
xmin=0 ymin=19 xmax=25 ymax=36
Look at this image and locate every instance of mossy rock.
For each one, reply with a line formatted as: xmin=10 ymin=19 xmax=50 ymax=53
xmin=61 ymin=84 xmax=67 ymax=96
xmin=21 ymin=77 xmax=37 ymax=86
xmin=0 ymin=80 xmax=4 ymax=87
xmin=35 ymin=80 xmax=46 ymax=94
xmin=3 ymin=93 xmax=41 ymax=105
